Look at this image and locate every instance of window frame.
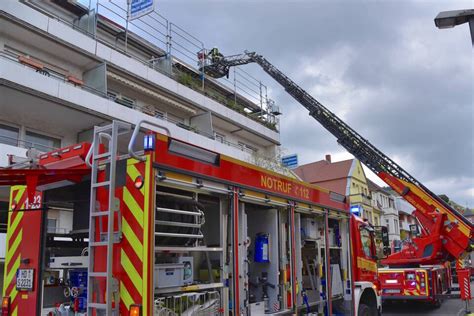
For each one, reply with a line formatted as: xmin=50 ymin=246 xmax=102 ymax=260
xmin=24 ymin=129 xmax=61 ymax=152
xmin=0 ymin=123 xmax=20 ymax=147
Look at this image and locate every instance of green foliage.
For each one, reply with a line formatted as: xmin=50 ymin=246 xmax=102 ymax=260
xmin=177 ymin=73 xmax=195 ymax=88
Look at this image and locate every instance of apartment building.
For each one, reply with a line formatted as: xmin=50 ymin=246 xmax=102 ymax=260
xmin=394 ymin=196 xmax=417 ymax=240
xmin=0 ymin=0 xmax=281 ymax=292
xmin=367 ymin=179 xmax=400 ymax=245
xmin=294 ymin=155 xmax=377 ymax=224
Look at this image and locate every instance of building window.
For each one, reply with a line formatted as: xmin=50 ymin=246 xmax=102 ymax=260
xmin=47 ymin=218 xmax=57 ymax=234
xmin=0 ymin=124 xmax=19 ymax=146
xmin=107 ymin=90 xmax=136 ymax=108
xmin=238 ymin=141 xmax=258 ymax=154
xmin=25 ymin=131 xmax=61 ymax=152
xmin=215 ymin=132 xmax=226 ymax=144
xmin=386 ymin=219 xmax=390 ymax=232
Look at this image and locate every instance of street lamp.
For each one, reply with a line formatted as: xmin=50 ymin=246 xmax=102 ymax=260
xmin=434 ymin=9 xmax=474 ymax=45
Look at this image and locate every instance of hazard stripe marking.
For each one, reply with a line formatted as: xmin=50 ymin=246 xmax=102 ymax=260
xmin=123 ymin=188 xmax=144 ymax=228
xmin=122 ymin=200 xmax=144 ymax=244
xmin=120 ymin=249 xmax=143 ymax=294
xmin=122 ymin=218 xmax=143 ymax=259
xmin=120 ymin=280 xmax=134 ymax=310
xmin=6 ymin=231 xmax=22 ymax=274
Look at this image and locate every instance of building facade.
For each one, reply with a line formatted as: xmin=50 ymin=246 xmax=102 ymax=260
xmin=394 ymin=197 xmax=417 ymax=241
xmin=0 ymin=0 xmax=282 ymax=296
xmin=367 ymin=179 xmax=401 ymax=246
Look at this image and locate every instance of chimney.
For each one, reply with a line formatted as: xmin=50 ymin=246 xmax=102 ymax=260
xmin=325 ymin=154 xmax=331 ymax=163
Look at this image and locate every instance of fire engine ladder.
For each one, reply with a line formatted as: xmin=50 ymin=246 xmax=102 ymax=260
xmin=202 ymin=52 xmax=473 ymax=259
xmin=86 ymin=120 xmax=131 ymax=315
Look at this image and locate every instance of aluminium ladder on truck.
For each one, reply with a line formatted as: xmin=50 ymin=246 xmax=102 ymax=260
xmin=86 ymin=121 xmax=131 ymax=315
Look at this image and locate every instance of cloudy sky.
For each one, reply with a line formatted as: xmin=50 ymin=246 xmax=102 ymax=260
xmin=107 ymin=0 xmax=473 ymax=206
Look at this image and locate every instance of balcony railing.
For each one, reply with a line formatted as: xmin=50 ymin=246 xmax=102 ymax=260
xmin=22 ymin=1 xmax=279 ymax=132
xmin=350 ymin=193 xmax=372 ymax=206
xmin=0 ymin=53 xmax=265 ymax=156
xmin=382 ymin=206 xmax=398 ymax=216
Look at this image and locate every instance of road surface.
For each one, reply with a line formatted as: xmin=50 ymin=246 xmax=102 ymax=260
xmin=383 ymin=298 xmax=469 ymax=316
xmin=383 ymin=281 xmax=472 ymax=316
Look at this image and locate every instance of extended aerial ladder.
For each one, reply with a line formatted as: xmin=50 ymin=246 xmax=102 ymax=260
xmin=200 ymin=51 xmax=473 ymax=267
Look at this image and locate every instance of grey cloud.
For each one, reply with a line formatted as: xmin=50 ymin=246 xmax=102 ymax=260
xmin=154 ymin=0 xmax=473 ymax=205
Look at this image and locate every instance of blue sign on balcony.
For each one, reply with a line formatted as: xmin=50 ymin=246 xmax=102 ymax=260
xmin=129 ymin=0 xmax=154 ymax=20
xmin=282 ymin=154 xmax=298 ymax=169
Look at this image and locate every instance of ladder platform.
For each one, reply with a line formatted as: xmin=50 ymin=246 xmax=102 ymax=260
xmin=92 ymin=181 xmax=111 ymax=188
xmin=94 ymin=152 xmax=111 ymax=160
xmin=90 ymin=212 xmax=109 ymax=217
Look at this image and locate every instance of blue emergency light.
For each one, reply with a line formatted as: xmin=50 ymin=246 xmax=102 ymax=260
xmin=144 ymin=133 xmax=155 ymax=151
xmin=350 ymin=205 xmax=360 ymax=216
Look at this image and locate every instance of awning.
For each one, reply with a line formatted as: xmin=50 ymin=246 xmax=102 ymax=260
xmin=107 ymin=72 xmax=197 ymax=115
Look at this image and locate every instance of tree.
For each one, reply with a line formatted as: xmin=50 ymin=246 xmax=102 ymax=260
xmin=438 ymin=194 xmax=450 ymax=203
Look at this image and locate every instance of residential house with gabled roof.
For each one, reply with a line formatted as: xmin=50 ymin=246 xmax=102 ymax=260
xmin=294 ymin=154 xmax=377 ymax=224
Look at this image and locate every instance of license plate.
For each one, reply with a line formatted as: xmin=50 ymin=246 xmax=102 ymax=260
xmin=384 ymin=289 xmax=401 ymax=294
xmin=16 ymin=269 xmax=34 ymax=291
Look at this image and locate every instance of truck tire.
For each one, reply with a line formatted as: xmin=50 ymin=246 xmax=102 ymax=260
xmin=358 ymin=303 xmax=372 ymax=316
xmin=433 ymin=298 xmax=442 ymax=308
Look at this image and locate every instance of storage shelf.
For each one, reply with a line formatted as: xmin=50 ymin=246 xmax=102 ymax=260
xmin=155 ymin=246 xmax=223 ymax=253
xmin=304 ymin=238 xmax=321 ymax=242
xmin=155 ymin=282 xmax=224 ymax=294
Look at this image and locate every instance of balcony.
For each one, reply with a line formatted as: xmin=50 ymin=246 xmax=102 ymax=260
xmin=350 ymin=193 xmax=372 ymax=206
xmin=0 ymin=52 xmax=268 ymax=157
xmin=400 ymin=221 xmax=411 ymax=232
xmin=382 ymin=206 xmax=398 ymax=216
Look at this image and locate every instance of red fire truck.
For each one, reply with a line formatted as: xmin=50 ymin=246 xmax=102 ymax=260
xmin=0 ymin=120 xmax=384 ymax=316
xmin=199 ymin=51 xmax=473 ymax=308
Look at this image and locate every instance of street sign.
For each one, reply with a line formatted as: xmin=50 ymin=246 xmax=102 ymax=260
xmin=129 ymin=0 xmax=154 ymax=21
xmin=281 ymin=154 xmax=298 ymax=169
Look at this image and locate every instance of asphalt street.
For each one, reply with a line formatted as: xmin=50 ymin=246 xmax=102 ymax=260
xmin=383 ymin=298 xmax=469 ymax=316
xmin=382 ymin=281 xmax=473 ymax=316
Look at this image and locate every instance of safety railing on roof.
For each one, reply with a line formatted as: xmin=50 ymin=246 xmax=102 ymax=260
xmin=92 ymin=0 xmax=279 ymax=131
